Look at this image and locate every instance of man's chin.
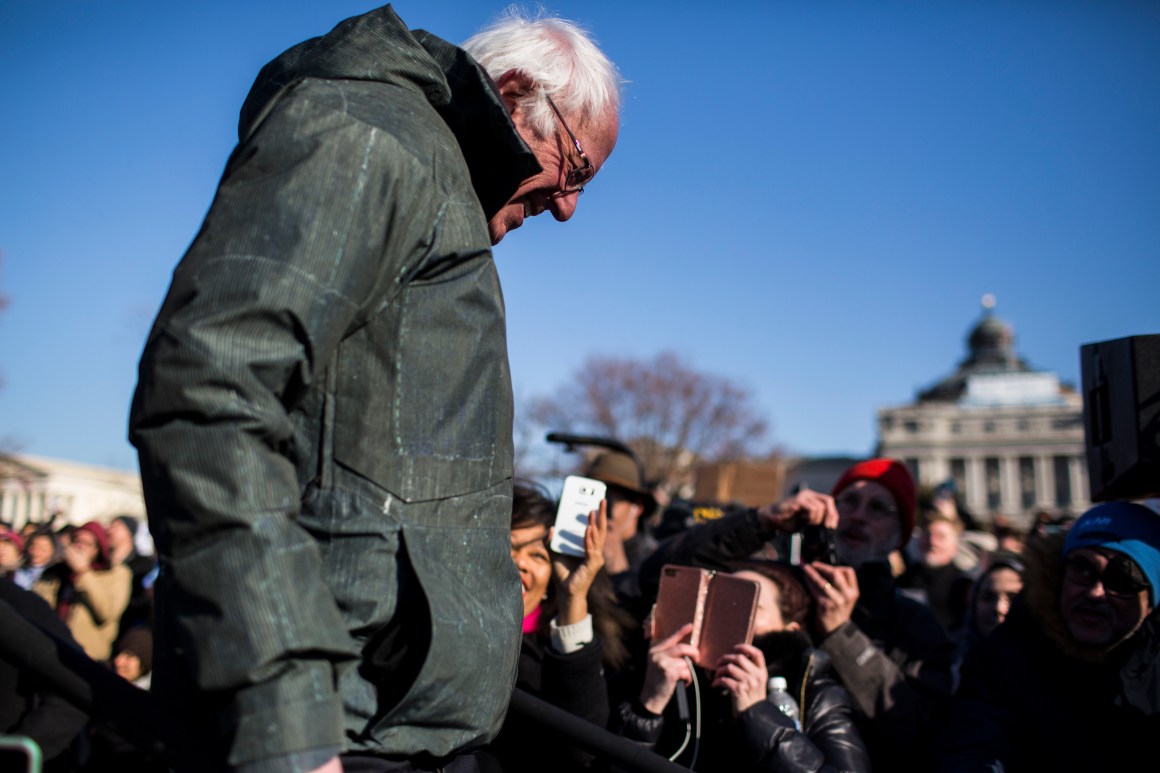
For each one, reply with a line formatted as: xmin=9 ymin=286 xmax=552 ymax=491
xmin=836 ymin=538 xmax=868 ymax=566
xmin=488 ymin=222 xmax=507 ymax=245
xmin=488 ymin=208 xmax=526 ymax=245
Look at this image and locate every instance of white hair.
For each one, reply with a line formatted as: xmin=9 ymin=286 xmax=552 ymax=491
xmin=462 ymin=8 xmax=623 ymax=138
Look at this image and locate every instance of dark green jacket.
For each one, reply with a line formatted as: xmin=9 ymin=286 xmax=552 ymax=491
xmin=130 ymin=5 xmax=539 ymax=767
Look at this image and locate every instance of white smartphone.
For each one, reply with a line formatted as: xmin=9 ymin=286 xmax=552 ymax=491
xmin=550 ymin=475 xmax=607 ymax=558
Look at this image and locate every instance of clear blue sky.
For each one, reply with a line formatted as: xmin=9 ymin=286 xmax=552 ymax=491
xmin=2 ymin=0 xmax=1158 ymax=473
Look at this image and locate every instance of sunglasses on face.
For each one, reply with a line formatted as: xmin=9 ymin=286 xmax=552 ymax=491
xmin=1063 ymin=553 xmax=1150 ymax=597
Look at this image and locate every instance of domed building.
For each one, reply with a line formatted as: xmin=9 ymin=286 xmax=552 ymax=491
xmin=876 ymin=297 xmax=1088 ymax=526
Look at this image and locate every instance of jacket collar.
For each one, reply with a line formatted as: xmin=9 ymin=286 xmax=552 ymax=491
xmin=413 ymin=30 xmax=542 ymax=220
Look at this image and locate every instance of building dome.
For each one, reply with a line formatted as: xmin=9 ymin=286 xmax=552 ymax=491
xmin=918 ymin=296 xmax=1033 ymax=402
xmin=965 ymin=313 xmax=1017 ymax=368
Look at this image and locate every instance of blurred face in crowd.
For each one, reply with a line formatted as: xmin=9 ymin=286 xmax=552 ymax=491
xmin=835 ymin=480 xmax=902 ymax=568
xmin=0 ymin=539 xmax=21 ymax=570
xmin=107 ymin=519 xmax=134 ymax=553
xmin=26 ymin=534 xmax=55 ymax=567
xmin=114 ymin=650 xmax=143 ymax=682
xmin=975 ymin=567 xmax=1023 ymax=636
xmin=510 ymin=523 xmax=552 ymax=619
xmin=734 ymin=570 xmax=803 ymax=637
xmin=1060 ymin=547 xmax=1153 ymax=648
xmin=923 ymin=519 xmax=960 ymax=568
xmin=607 ymin=487 xmax=644 ymax=542
xmin=71 ymin=530 xmax=100 ymax=556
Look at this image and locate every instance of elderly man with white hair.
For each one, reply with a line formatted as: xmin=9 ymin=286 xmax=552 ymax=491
xmin=129 ymin=5 xmax=622 ymax=772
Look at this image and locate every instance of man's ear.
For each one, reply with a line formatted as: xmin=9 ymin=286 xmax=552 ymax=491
xmin=495 ymin=69 xmax=536 ymax=115
xmin=785 ymin=621 xmax=802 ymax=633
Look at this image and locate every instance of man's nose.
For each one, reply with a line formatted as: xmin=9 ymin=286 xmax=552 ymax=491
xmin=846 ymin=506 xmax=869 ymax=524
xmin=1086 ymin=580 xmax=1109 ymax=599
xmin=548 ymin=191 xmax=579 ymax=221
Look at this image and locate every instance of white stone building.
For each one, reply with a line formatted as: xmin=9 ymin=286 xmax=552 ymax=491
xmin=877 ymin=301 xmax=1089 ymax=528
xmin=0 ymin=453 xmax=144 ymax=529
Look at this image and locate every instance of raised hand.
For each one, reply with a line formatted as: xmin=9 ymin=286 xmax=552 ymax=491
xmin=756 ymin=489 xmax=839 ymax=532
xmin=639 ymin=622 xmax=699 ymax=715
xmin=803 ymin=561 xmax=860 ymax=636
xmin=552 ymin=499 xmax=608 ymax=625
xmin=712 ymin=643 xmax=769 ymax=716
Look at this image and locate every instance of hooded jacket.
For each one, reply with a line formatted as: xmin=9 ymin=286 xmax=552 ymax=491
xmin=933 ymin=534 xmax=1160 ymax=771
xmin=130 ymin=5 xmax=539 ymax=767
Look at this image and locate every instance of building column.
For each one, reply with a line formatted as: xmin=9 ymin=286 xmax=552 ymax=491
xmin=1001 ymin=455 xmax=1020 ymax=518
xmin=1070 ymin=456 xmax=1088 ymax=513
xmin=965 ymin=456 xmax=985 ymax=516
xmin=1034 ymin=455 xmax=1052 ymax=511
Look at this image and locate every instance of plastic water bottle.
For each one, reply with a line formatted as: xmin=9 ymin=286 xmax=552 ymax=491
xmin=767 ymin=676 xmax=802 ymax=731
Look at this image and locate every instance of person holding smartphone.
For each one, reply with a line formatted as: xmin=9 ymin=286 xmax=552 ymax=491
xmin=479 ymin=481 xmax=633 ymax=773
xmin=615 ymin=559 xmax=869 ymax=772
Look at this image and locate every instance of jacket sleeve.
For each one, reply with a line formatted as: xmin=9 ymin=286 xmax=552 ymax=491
xmin=638 ymin=510 xmax=774 ymax=600
xmin=129 ymin=84 xmax=442 ymax=766
xmin=540 ymin=638 xmax=611 ymax=771
xmin=799 ymin=673 xmax=872 ymax=773
xmin=735 ymin=701 xmax=825 ymax=772
xmin=541 ymin=636 xmax=611 ymax=730
xmin=733 ymin=678 xmax=871 ymax=773
xmin=612 ymin=700 xmax=666 ymax=749
xmin=818 ymin=598 xmax=954 ymax=756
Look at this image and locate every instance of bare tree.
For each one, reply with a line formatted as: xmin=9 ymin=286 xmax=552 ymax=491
xmin=528 ymin=351 xmax=772 ymax=495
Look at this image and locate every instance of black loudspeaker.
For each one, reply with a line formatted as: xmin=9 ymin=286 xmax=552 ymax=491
xmin=1081 ymin=334 xmax=1160 ymax=502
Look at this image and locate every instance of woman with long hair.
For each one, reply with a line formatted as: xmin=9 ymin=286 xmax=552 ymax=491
xmin=480 ymin=479 xmax=634 ymax=773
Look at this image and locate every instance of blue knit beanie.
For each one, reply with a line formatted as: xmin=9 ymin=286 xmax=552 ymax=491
xmin=1064 ymin=501 xmax=1160 ymax=606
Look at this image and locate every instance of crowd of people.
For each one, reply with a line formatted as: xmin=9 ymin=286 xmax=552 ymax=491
xmin=489 ymin=453 xmax=1160 ymax=773
xmin=3 ymin=454 xmax=1159 ymax=772
xmin=1 ymin=515 xmax=159 ymax=770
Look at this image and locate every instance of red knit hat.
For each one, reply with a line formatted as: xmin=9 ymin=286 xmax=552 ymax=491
xmin=76 ymin=521 xmax=112 ymax=570
xmin=831 ymin=458 xmax=917 ymax=549
xmin=0 ymin=529 xmax=23 ymax=553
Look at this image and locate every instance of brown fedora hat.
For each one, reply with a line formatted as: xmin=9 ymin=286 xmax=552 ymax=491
xmin=583 ymin=451 xmax=657 ymax=516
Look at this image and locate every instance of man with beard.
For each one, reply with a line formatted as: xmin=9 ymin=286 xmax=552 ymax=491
xmin=934 ymin=501 xmax=1160 ymax=772
xmin=636 ymin=458 xmax=955 ymax=773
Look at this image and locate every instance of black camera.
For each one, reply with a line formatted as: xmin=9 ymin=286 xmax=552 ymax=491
xmin=784 ymin=482 xmax=840 ymax=566
xmin=802 ymin=524 xmax=839 ymax=565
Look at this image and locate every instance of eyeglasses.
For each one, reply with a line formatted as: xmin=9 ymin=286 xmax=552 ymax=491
xmin=835 ymin=491 xmax=898 ymax=520
xmin=544 ymin=94 xmax=594 ymax=198
xmin=1063 ymin=553 xmax=1150 ymax=597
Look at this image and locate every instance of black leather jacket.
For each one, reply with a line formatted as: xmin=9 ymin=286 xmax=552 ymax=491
xmin=614 ymin=644 xmax=870 ymax=773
